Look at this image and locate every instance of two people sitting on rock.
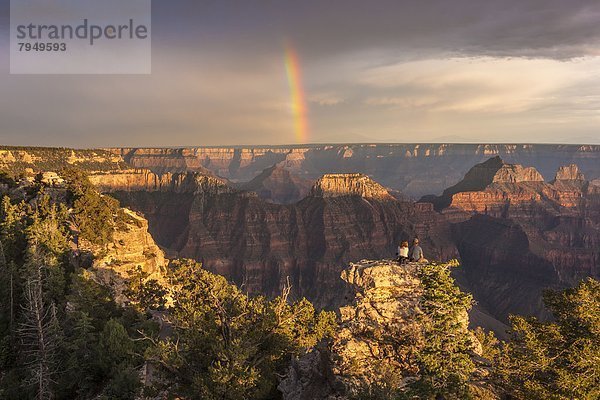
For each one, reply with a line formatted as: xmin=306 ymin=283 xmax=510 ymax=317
xmin=397 ymin=241 xmax=409 ymax=264
xmin=397 ymin=238 xmax=426 ymax=263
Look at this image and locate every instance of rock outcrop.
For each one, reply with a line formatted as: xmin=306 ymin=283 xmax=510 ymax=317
xmin=88 ymin=169 xmax=231 ymax=195
xmin=89 ymin=208 xmax=168 ymax=304
xmin=310 ymin=174 xmax=394 ymax=200
xmin=278 ymin=260 xmax=496 ymax=400
xmin=554 ymin=164 xmax=585 ymax=181
xmin=1 ymin=171 xmax=169 ymax=307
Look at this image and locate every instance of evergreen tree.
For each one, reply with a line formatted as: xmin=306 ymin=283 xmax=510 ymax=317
xmin=404 ymin=261 xmax=476 ymax=399
xmin=497 ymin=278 xmax=600 ymax=399
xmin=19 ymin=271 xmax=59 ymax=400
xmin=149 ymin=259 xmax=335 ymax=400
xmin=0 ymin=175 xmax=149 ymax=399
xmin=63 ymin=169 xmax=119 ymax=246
xmin=125 ymin=265 xmax=167 ymax=312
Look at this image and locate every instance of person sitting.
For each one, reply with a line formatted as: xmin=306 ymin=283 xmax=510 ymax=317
xmin=410 ymin=238 xmax=424 ymax=262
xmin=397 ymin=241 xmax=409 ymax=264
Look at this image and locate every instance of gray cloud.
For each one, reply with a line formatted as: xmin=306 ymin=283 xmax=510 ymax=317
xmin=1 ymin=0 xmax=600 ymax=147
xmin=149 ymin=0 xmax=600 ymax=60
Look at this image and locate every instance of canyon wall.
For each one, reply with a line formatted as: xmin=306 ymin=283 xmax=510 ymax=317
xmin=95 ymin=157 xmax=600 ymax=322
xmin=109 ymin=144 xmax=600 ymax=198
xmin=107 ymin=172 xmax=457 ymax=308
xmin=3 ymin=145 xmax=599 ymax=325
xmin=422 ymin=158 xmax=600 ymax=319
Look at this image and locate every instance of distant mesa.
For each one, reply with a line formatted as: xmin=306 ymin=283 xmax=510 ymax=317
xmin=238 ymin=164 xmax=313 ymax=204
xmin=310 ymin=173 xmax=394 ymax=199
xmin=420 ymin=156 xmax=548 ymax=210
xmin=554 ymin=164 xmax=585 ymax=181
xmin=419 ymin=156 xmax=594 ymax=212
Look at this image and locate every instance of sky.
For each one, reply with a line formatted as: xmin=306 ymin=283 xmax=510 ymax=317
xmin=1 ymin=0 xmax=600 ymax=147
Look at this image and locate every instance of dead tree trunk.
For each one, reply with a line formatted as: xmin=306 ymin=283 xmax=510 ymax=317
xmin=19 ymin=270 xmax=56 ymax=400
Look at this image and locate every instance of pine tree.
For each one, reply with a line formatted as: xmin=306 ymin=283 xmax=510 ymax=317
xmin=149 ymin=259 xmax=335 ymax=400
xmin=125 ymin=265 xmax=167 ymax=311
xmin=497 ymin=278 xmax=600 ymax=399
xmin=406 ymin=261 xmax=476 ymax=399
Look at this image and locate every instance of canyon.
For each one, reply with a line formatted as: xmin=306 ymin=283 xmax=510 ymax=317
xmin=2 ymin=144 xmax=599 ymax=328
xmin=422 ymin=156 xmax=600 ymax=320
xmin=109 ymin=144 xmax=600 ymax=198
xmin=97 ymin=155 xmax=599 ymax=326
xmin=106 ymin=170 xmax=456 ymax=308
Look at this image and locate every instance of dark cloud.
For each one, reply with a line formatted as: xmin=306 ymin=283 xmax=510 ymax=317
xmin=150 ymin=0 xmax=600 ymax=60
xmin=1 ymin=0 xmax=600 ymax=146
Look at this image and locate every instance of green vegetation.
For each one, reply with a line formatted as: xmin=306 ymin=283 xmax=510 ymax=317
xmin=63 ymin=168 xmax=121 ymax=246
xmin=125 ymin=265 xmax=168 ymax=312
xmin=1 ymin=167 xmax=599 ymax=400
xmin=0 ymin=171 xmax=336 ymax=399
xmin=496 ymin=278 xmax=600 ymax=400
xmin=148 ymin=259 xmax=336 ymax=399
xmin=0 ymin=186 xmax=151 ymax=399
xmin=404 ymin=261 xmax=476 ymax=399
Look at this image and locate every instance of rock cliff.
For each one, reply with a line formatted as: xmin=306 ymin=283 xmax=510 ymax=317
xmin=554 ymin=164 xmax=585 ymax=181
xmin=421 ymin=157 xmax=600 ymax=320
xmin=108 ymin=144 xmax=600 ymax=198
xmin=1 ymin=171 xmax=168 ymax=306
xmin=102 ymin=172 xmax=456 ymax=308
xmin=89 ymin=208 xmax=168 ymax=304
xmin=278 ymin=260 xmax=496 ymax=400
xmin=88 ymin=169 xmax=231 ymax=194
xmin=310 ymin=174 xmax=394 ymax=200
xmin=237 ymin=165 xmax=313 ymax=204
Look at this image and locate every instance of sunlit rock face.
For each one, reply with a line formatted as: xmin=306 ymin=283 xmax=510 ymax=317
xmin=554 ymin=164 xmax=585 ymax=181
xmin=278 ymin=260 xmax=495 ymax=400
xmin=97 ymin=172 xmax=456 ymax=308
xmin=310 ymin=173 xmax=394 ymax=200
xmin=108 ymin=144 xmax=600 ymax=198
xmin=421 ymin=157 xmax=600 ymax=320
xmin=91 ymin=208 xmax=168 ymax=305
xmin=0 ymin=172 xmax=168 ymax=307
xmin=88 ymin=169 xmax=231 ymax=194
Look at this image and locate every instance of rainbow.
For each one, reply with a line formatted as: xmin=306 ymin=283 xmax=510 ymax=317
xmin=284 ymin=43 xmax=309 ymax=143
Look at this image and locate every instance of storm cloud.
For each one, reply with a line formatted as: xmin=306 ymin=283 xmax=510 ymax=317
xmin=1 ymin=0 xmax=599 ymax=146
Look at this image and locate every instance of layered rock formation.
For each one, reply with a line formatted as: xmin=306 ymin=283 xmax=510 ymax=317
xmin=3 ymin=146 xmax=598 ymax=325
xmin=278 ymin=260 xmax=495 ymax=400
xmin=0 ymin=146 xmax=126 ymax=174
xmin=554 ymin=164 xmax=585 ymax=181
xmin=88 ymin=169 xmax=230 ymax=194
xmin=310 ymin=174 xmax=394 ymax=200
xmin=1 ymin=171 xmax=168 ymax=306
xmin=109 ymin=144 xmax=600 ymax=198
xmin=237 ymin=165 xmax=313 ymax=204
xmin=106 ymin=173 xmax=456 ymax=308
xmin=421 ymin=158 xmax=600 ymax=320
xmin=90 ymin=208 xmax=168 ymax=304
